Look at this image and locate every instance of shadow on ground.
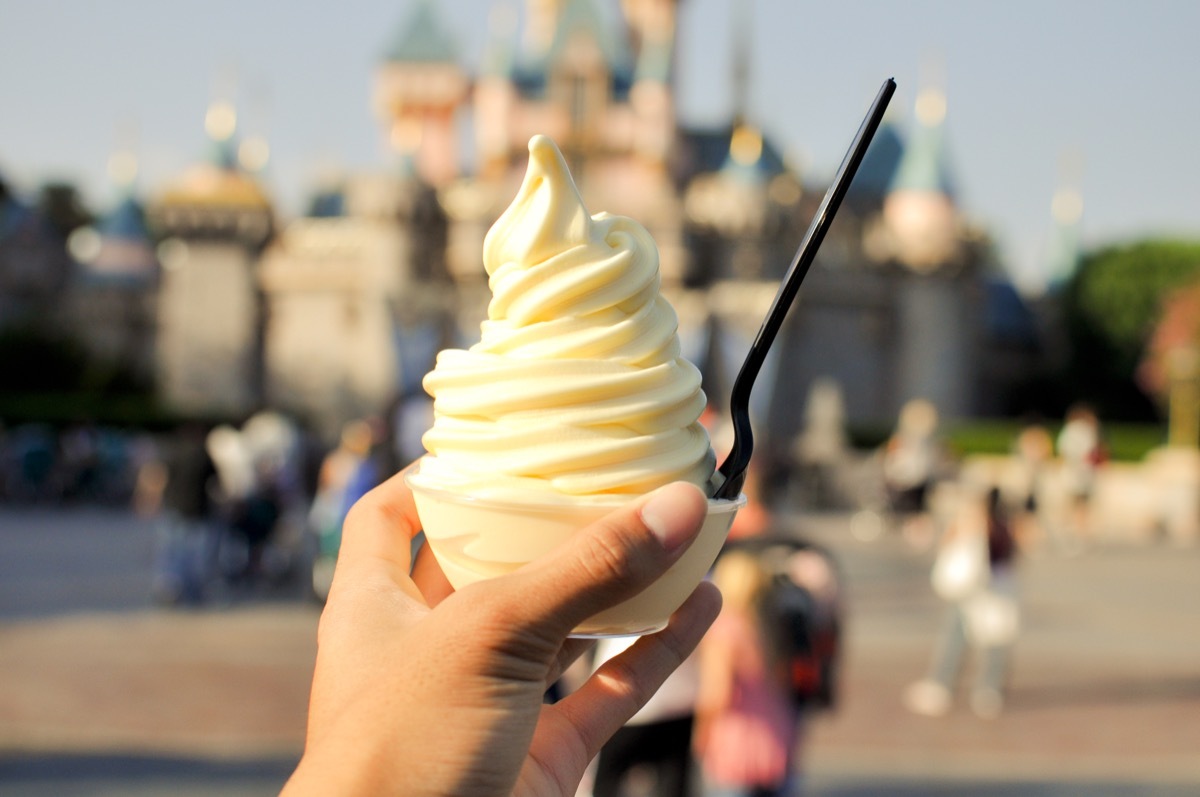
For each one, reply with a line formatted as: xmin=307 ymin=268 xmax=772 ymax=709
xmin=0 ymin=753 xmax=299 ymax=797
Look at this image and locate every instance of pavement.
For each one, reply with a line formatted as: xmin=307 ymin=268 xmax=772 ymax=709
xmin=1 ymin=504 xmax=1198 ymax=795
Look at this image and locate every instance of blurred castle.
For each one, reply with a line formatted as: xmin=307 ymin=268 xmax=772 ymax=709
xmin=0 ymin=0 xmax=1043 ymax=464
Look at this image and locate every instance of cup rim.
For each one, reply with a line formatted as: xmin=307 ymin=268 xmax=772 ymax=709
xmin=405 ymin=463 xmax=745 ymax=515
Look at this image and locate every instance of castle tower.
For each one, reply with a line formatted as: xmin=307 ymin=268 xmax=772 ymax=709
xmin=475 ymin=3 xmax=521 ymax=179
xmin=882 ymin=86 xmax=979 ymax=418
xmin=621 ymin=0 xmax=678 ymax=54
xmin=524 ymin=0 xmax=565 ymax=55
xmin=541 ymin=0 xmax=631 ymax=162
xmin=148 ymin=100 xmax=273 ymax=418
xmin=882 ymin=86 xmax=961 ymax=272
xmin=627 ymin=0 xmax=678 ymax=162
xmin=1043 ymin=152 xmax=1084 ymax=293
xmin=66 ymin=149 xmax=160 ymax=386
xmin=374 ymin=0 xmax=469 ymax=187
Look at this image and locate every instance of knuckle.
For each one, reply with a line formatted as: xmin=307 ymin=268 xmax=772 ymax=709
xmin=578 ymin=525 xmax=641 ymax=589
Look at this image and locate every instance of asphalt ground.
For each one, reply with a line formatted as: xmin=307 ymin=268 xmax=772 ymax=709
xmin=1 ymin=505 xmax=1198 ymax=795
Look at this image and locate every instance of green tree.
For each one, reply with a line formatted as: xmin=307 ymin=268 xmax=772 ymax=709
xmin=1064 ymin=239 xmax=1200 ymax=420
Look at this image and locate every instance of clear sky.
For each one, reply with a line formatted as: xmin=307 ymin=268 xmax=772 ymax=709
xmin=2 ymin=0 xmax=1198 ymax=292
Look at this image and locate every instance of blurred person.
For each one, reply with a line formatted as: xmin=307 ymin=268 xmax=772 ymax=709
xmin=227 ymin=457 xmax=285 ymax=587
xmin=308 ymin=419 xmax=374 ymax=601
xmin=206 ymin=413 xmax=308 ymax=591
xmin=392 ymin=390 xmax=435 ymax=469
xmin=338 ymin=415 xmax=400 ymax=524
xmin=1056 ymin=403 xmax=1106 ymax=545
xmin=694 ymin=549 xmax=800 ymax=797
xmin=281 ymin=476 xmax=719 ymax=797
xmin=1011 ymin=420 xmax=1054 ymax=550
xmin=904 ymin=486 xmax=1020 ymax=719
xmin=882 ymin=398 xmax=942 ymax=546
xmin=136 ymin=422 xmax=220 ymax=605
xmin=58 ymin=421 xmax=101 ymax=503
xmin=791 ymin=378 xmax=849 ymax=508
xmin=588 ymin=638 xmax=700 ymax=797
xmin=761 ymin=544 xmax=843 ymax=717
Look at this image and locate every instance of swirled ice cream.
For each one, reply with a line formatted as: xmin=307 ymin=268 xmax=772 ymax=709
xmin=407 ymin=135 xmax=736 ymax=636
xmin=410 ymin=134 xmax=715 ymax=503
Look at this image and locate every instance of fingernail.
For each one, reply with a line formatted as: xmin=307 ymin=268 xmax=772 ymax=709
xmin=640 ymin=484 xmax=703 ymax=554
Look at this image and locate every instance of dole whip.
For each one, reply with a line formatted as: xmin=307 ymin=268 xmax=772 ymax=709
xmin=407 ymin=135 xmax=742 ymax=636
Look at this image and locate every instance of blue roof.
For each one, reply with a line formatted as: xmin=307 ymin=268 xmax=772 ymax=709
xmin=547 ymin=0 xmax=630 ymax=68
xmin=681 ymin=125 xmax=787 ymax=180
xmin=383 ymin=0 xmax=458 ymax=63
xmin=97 ymin=194 xmax=150 ymax=241
xmin=516 ymin=0 xmax=635 ymax=99
xmin=0 ymin=194 xmax=30 ymax=239
xmin=889 ymin=118 xmax=956 ymax=199
xmin=848 ymin=121 xmax=903 ymax=200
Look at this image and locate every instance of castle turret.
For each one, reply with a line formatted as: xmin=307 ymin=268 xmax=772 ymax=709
xmin=1043 ymin=161 xmax=1084 ymax=293
xmin=539 ymin=0 xmax=634 ymax=163
xmin=148 ymin=100 xmax=274 ymax=418
xmin=881 ymin=87 xmax=980 ymax=418
xmin=374 ymin=0 xmax=469 ymax=187
xmin=625 ymin=0 xmax=678 ymax=163
xmin=475 ymin=3 xmax=521 ymax=179
xmin=881 ymin=87 xmax=963 ymax=272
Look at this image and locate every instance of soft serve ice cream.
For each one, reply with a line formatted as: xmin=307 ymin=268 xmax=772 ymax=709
xmin=409 ymin=134 xmax=715 ymax=502
xmin=407 ymin=135 xmax=737 ymax=635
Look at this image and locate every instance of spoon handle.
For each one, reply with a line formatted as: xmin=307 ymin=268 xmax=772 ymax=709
xmin=715 ymin=78 xmax=896 ymax=499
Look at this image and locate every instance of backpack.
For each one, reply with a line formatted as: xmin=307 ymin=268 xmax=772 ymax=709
xmin=761 ymin=573 xmax=839 ymax=710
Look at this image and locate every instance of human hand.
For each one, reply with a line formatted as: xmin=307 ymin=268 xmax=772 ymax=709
xmin=282 ymin=466 xmax=720 ymax=797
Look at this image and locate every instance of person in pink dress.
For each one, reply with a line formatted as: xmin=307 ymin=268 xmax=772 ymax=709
xmin=694 ymin=549 xmax=800 ymax=797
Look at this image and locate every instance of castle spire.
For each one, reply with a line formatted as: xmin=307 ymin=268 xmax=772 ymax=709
xmin=882 ymin=65 xmax=962 ymax=272
xmin=730 ymin=0 xmax=752 ymax=124
xmin=1043 ymin=150 xmax=1085 ymax=293
xmin=889 ymin=87 xmax=955 ymax=199
xmin=375 ymin=0 xmax=468 ymax=185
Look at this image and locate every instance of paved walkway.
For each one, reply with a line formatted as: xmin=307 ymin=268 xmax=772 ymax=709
xmin=1 ymin=506 xmax=1198 ymax=794
xmin=795 ymin=512 xmax=1200 ymax=790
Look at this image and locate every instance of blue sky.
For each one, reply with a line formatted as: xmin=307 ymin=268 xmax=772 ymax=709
xmin=2 ymin=0 xmax=1198 ymax=292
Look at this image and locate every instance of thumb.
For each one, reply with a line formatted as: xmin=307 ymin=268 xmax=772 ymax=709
xmin=498 ymin=482 xmax=710 ymax=639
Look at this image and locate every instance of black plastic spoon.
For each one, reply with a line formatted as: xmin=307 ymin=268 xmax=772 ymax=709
xmin=711 ymin=77 xmax=896 ymax=501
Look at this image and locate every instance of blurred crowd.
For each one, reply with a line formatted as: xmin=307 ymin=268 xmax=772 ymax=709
xmin=0 ymin=421 xmax=152 ymax=506
xmin=0 ymin=396 xmax=431 ymax=607
xmin=1 ymin=385 xmax=1147 ymax=794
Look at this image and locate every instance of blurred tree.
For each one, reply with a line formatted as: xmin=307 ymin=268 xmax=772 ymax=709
xmin=0 ymin=326 xmax=90 ymax=392
xmin=1063 ymin=239 xmax=1200 ymax=421
xmin=37 ymin=181 xmax=94 ymax=238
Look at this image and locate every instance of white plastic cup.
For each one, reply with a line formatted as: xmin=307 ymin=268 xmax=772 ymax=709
xmin=406 ymin=471 xmax=744 ymax=637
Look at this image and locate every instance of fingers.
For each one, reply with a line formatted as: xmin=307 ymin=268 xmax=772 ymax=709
xmin=499 ymin=482 xmax=710 ymax=640
xmin=331 ymin=463 xmax=423 ymax=597
xmin=543 ymin=583 xmax=721 ymax=759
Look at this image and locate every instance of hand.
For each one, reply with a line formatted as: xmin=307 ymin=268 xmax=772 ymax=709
xmin=283 ymin=467 xmax=720 ymax=797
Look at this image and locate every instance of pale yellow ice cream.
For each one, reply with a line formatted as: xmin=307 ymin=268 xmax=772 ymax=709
xmin=409 ymin=134 xmax=714 ymax=503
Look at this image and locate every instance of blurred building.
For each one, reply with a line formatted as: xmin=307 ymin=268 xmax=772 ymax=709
xmin=64 ymin=177 xmax=160 ymax=389
xmin=146 ymin=134 xmax=273 ymax=419
xmin=0 ymin=0 xmax=1038 ymax=450
xmin=0 ymin=176 xmax=74 ymax=334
